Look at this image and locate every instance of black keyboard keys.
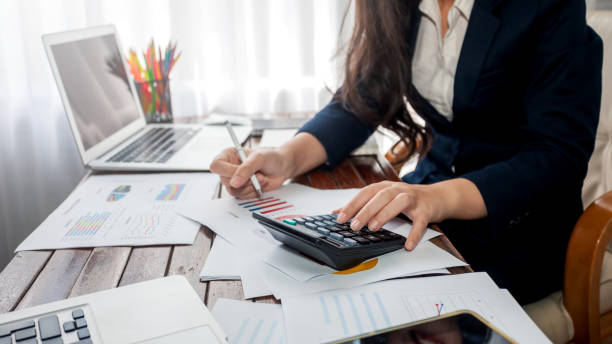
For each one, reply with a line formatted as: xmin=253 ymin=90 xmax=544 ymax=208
xmin=38 ymin=315 xmax=61 ymax=340
xmin=63 ymin=321 xmax=76 ymax=333
xmin=77 ymin=328 xmax=91 ymax=340
xmin=352 ymin=236 xmax=370 ymax=245
xmin=75 ymin=318 xmax=87 ymax=329
xmin=72 ymin=309 xmax=84 ymax=320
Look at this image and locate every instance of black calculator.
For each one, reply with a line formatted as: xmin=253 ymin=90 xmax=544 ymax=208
xmin=252 ymin=213 xmax=405 ymax=270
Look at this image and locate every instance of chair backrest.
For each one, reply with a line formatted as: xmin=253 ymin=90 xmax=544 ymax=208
xmin=583 ymin=11 xmax=612 ymax=208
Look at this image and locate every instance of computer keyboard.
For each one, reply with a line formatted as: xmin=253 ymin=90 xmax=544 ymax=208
xmin=106 ymin=127 xmax=200 ymax=164
xmin=253 ymin=213 xmax=405 ymax=270
xmin=0 ymin=307 xmax=94 ymax=344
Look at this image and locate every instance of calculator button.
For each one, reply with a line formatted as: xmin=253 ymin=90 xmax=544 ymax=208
xmin=330 ymin=226 xmax=344 ymax=232
xmin=63 ymin=321 xmax=76 ymax=332
xmin=375 ymin=233 xmax=394 ymax=241
xmin=353 ymin=236 xmax=370 ymax=244
xmin=304 ymin=222 xmax=316 ymax=230
xmin=313 ymin=215 xmax=326 ymax=220
xmin=302 ymin=217 xmax=315 ymax=222
xmin=316 ymin=227 xmax=330 ymax=235
xmin=72 ymin=309 xmax=85 ymax=319
xmin=314 ymin=221 xmax=327 ymax=227
xmin=338 ymin=231 xmax=356 ymax=237
xmin=387 ymin=231 xmax=402 ymax=238
xmin=323 ymin=220 xmax=336 ymax=226
xmin=14 ymin=327 xmax=36 ymax=341
xmin=283 ymin=219 xmax=297 ymax=226
xmin=343 ymin=238 xmax=357 ymax=246
xmin=329 ymin=232 xmax=343 ymax=241
xmin=294 ymin=218 xmax=306 ymax=224
xmin=38 ymin=315 xmax=61 ymax=340
xmin=364 ymin=235 xmax=381 ymax=242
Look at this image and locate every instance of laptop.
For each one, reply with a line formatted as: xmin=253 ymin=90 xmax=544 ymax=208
xmin=42 ymin=25 xmax=250 ymax=171
xmin=0 ymin=276 xmax=228 ymax=343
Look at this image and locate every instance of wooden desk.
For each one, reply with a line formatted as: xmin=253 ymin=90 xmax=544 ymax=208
xmin=0 ymin=136 xmax=471 ymax=315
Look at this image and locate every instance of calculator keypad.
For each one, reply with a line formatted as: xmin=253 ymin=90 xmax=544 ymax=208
xmin=286 ymin=215 xmax=403 ymax=248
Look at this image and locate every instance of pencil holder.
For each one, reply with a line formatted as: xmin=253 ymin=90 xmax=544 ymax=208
xmin=135 ymin=78 xmax=173 ymax=123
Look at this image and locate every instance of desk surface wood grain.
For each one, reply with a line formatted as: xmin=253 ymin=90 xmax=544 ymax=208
xmin=0 ymin=135 xmax=471 ymax=314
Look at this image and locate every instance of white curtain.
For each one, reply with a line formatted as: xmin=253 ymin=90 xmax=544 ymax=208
xmin=0 ymin=0 xmax=352 ymax=268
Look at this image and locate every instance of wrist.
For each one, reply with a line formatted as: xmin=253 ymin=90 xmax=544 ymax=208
xmin=276 ymin=145 xmax=299 ymax=180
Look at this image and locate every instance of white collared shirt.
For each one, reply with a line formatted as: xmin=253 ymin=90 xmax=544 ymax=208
xmin=412 ymin=0 xmax=475 ymax=121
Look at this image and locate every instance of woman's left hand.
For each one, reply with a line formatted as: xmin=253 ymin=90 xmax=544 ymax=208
xmin=334 ymin=179 xmax=487 ymax=251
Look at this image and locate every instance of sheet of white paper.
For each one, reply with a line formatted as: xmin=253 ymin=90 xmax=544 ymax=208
xmin=17 ymin=173 xmax=218 ymax=251
xmin=259 ymin=129 xmax=379 ymax=156
xmin=282 ymin=272 xmax=550 ymax=344
xmin=185 ymin=126 xmax=251 ymax=169
xmin=180 ymin=184 xmax=442 ymax=282
xmin=239 ymin=258 xmax=274 ymax=299
xmin=200 ymin=237 xmax=241 ymax=281
xmin=262 ymin=241 xmax=467 ymax=300
xmin=212 ymin=298 xmax=285 ymax=344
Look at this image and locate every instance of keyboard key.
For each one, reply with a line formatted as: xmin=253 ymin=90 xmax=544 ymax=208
xmin=0 ymin=337 xmax=10 ymax=344
xmin=43 ymin=337 xmax=64 ymax=344
xmin=375 ymin=233 xmax=394 ymax=241
xmin=14 ymin=327 xmax=36 ymax=341
xmin=77 ymin=328 xmax=90 ymax=340
xmin=304 ymin=222 xmax=316 ymax=230
xmin=364 ymin=235 xmax=381 ymax=243
xmin=74 ymin=340 xmax=93 ymax=344
xmin=75 ymin=318 xmax=87 ymax=329
xmin=323 ymin=220 xmax=336 ymax=226
xmin=316 ymin=227 xmax=330 ymax=235
xmin=338 ymin=231 xmax=356 ymax=238
xmin=294 ymin=218 xmax=306 ymax=224
xmin=387 ymin=231 xmax=402 ymax=238
xmin=313 ymin=221 xmax=326 ymax=227
xmin=329 ymin=232 xmax=343 ymax=241
xmin=302 ymin=217 xmax=315 ymax=222
xmin=352 ymin=236 xmax=370 ymax=245
xmin=330 ymin=226 xmax=344 ymax=232
xmin=0 ymin=327 xmax=9 ymax=337
xmin=18 ymin=339 xmax=37 ymax=344
xmin=343 ymin=238 xmax=357 ymax=246
xmin=10 ymin=320 xmax=35 ymax=332
xmin=72 ymin=309 xmax=84 ymax=319
xmin=283 ymin=219 xmax=297 ymax=226
xmin=63 ymin=321 xmax=76 ymax=333
xmin=39 ymin=315 xmax=61 ymax=340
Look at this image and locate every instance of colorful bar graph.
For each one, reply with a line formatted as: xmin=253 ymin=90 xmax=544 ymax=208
xmin=65 ymin=212 xmax=111 ymax=238
xmin=155 ymin=184 xmax=186 ymax=201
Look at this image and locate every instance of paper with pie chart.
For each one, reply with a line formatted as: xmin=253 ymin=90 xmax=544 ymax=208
xmin=16 ymin=173 xmax=218 ymax=251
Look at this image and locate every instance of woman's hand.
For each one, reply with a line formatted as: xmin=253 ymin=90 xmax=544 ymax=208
xmin=335 ymin=179 xmax=487 ymax=251
xmin=210 ymin=147 xmax=293 ymax=199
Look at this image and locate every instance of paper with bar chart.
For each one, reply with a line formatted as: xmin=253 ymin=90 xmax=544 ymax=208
xmin=212 ymin=298 xmax=285 ymax=344
xmin=16 ymin=173 xmax=218 ymax=251
xmin=282 ymin=272 xmax=551 ymax=344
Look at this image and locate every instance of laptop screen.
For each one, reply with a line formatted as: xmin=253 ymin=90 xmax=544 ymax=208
xmin=50 ymin=34 xmax=141 ymax=151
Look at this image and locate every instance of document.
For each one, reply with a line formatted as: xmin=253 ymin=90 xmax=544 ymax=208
xmin=200 ymin=237 xmax=241 ymax=281
xmin=180 ymin=183 xmax=444 ymax=283
xmin=261 ymin=240 xmax=464 ymax=300
xmin=212 ymin=298 xmax=285 ymax=344
xmin=182 ymin=125 xmax=251 ymax=169
xmin=17 ymin=173 xmax=218 ymax=251
xmin=282 ymin=272 xmax=551 ymax=344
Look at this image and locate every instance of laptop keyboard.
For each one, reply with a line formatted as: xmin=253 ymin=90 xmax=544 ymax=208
xmin=106 ymin=127 xmax=200 ymax=164
xmin=0 ymin=307 xmax=93 ymax=344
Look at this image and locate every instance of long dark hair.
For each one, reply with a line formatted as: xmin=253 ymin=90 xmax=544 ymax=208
xmin=337 ymin=0 xmax=431 ymax=161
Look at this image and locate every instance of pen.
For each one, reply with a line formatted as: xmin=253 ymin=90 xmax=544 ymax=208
xmin=224 ymin=121 xmax=264 ymax=199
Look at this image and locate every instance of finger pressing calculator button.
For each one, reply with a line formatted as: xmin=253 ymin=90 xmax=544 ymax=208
xmin=330 ymin=232 xmax=343 ymax=241
xmin=283 ymin=219 xmax=297 ymax=226
xmin=343 ymin=238 xmax=357 ymax=246
xmin=304 ymin=222 xmax=316 ymax=230
xmin=316 ymin=227 xmax=330 ymax=235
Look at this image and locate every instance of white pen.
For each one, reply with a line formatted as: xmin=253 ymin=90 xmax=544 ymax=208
xmin=224 ymin=121 xmax=264 ymax=199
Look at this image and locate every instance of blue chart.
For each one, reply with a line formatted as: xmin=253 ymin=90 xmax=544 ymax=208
xmin=318 ymin=291 xmax=392 ymax=337
xmin=107 ymin=185 xmax=131 ymax=202
xmin=231 ymin=318 xmax=283 ymax=344
xmin=155 ymin=184 xmax=186 ymax=201
xmin=64 ymin=212 xmax=112 ymax=239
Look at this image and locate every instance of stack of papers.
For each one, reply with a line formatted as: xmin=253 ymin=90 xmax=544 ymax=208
xmin=211 ymin=273 xmax=550 ymax=344
xmin=17 ymin=173 xmax=219 ymax=251
xmin=179 ymin=183 xmax=468 ymax=299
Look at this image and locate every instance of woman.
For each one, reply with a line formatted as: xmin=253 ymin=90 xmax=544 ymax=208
xmin=211 ymin=0 xmax=602 ymax=305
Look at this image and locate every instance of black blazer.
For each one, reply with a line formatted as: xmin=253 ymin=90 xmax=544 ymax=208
xmin=299 ymin=0 xmax=603 ymax=304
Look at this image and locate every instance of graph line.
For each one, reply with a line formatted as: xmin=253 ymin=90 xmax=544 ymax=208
xmin=333 ymin=295 xmax=349 ymax=335
xmin=263 ymin=321 xmax=278 ymax=344
xmin=374 ymin=292 xmax=391 ymax=327
xmin=361 ymin=293 xmax=378 ymax=330
xmin=347 ymin=294 xmax=364 ymax=333
xmin=234 ymin=318 xmax=250 ymax=343
xmin=248 ymin=319 xmax=264 ymax=344
xmin=320 ymin=296 xmax=331 ymax=324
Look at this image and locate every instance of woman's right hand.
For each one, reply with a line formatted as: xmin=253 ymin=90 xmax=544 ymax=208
xmin=210 ymin=147 xmax=293 ymax=199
